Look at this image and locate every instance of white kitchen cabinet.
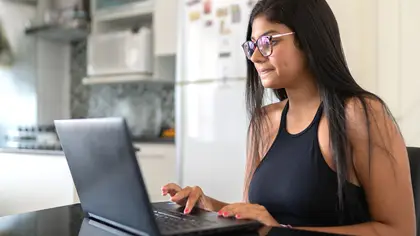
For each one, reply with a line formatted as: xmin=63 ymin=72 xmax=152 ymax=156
xmin=134 ymin=143 xmax=177 ymax=202
xmin=0 ymin=143 xmax=176 ymax=217
xmin=0 ymin=152 xmax=76 ymax=216
xmin=86 ymin=0 xmax=178 ymax=84
xmin=153 ymin=0 xmax=179 ymax=55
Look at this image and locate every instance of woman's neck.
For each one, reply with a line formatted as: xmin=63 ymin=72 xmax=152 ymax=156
xmin=285 ymin=74 xmax=321 ymax=114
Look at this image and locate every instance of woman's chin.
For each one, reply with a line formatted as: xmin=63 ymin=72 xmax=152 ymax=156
xmin=261 ymin=79 xmax=279 ymax=89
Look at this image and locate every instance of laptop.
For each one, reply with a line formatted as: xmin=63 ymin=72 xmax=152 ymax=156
xmin=54 ymin=117 xmax=262 ymax=236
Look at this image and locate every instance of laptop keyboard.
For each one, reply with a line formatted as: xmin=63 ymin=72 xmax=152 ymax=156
xmin=153 ymin=209 xmax=215 ymax=232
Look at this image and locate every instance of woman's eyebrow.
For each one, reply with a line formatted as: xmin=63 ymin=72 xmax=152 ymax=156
xmin=251 ymin=30 xmax=279 ymax=41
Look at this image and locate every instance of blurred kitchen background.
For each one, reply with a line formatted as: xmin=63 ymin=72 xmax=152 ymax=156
xmin=0 ymin=0 xmax=419 ymax=218
xmin=0 ymin=0 xmax=176 ymax=152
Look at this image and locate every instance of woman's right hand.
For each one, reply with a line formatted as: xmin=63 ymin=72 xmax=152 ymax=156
xmin=161 ymin=183 xmax=213 ymax=214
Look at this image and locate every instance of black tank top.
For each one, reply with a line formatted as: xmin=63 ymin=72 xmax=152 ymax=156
xmin=248 ymin=101 xmax=371 ymax=227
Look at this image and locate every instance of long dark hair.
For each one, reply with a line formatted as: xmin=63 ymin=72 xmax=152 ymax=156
xmin=244 ymin=0 xmax=397 ymax=215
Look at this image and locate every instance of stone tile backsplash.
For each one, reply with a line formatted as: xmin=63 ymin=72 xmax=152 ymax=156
xmin=70 ymin=40 xmax=175 ymax=138
xmin=70 ymin=40 xmax=91 ymax=119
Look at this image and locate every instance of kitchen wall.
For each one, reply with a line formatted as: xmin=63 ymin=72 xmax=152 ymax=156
xmin=327 ymin=0 xmax=420 ymax=146
xmin=0 ymin=2 xmax=37 ymax=143
xmin=70 ymin=40 xmax=175 ymax=138
xmin=0 ymin=0 xmax=71 ymax=129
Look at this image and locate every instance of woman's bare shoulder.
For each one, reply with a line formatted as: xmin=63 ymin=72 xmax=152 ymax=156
xmin=256 ymin=99 xmax=288 ymax=138
xmin=262 ymin=99 xmax=288 ymax=119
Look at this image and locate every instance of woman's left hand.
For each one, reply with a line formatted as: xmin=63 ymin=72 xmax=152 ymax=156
xmin=218 ymin=203 xmax=280 ymax=227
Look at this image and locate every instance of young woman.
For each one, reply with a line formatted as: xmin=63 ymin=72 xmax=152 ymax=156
xmin=162 ymin=0 xmax=416 ymax=235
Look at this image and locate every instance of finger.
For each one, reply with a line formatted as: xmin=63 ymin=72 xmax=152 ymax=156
xmin=218 ymin=203 xmax=243 ymax=213
xmin=161 ymin=188 xmax=178 ymax=197
xmin=236 ymin=204 xmax=266 ymax=220
xmin=234 ymin=205 xmax=274 ymax=226
xmin=233 ymin=209 xmax=259 ymax=220
xmin=221 ymin=204 xmax=253 ymax=219
xmin=218 ymin=203 xmax=242 ymax=217
xmin=184 ymin=186 xmax=202 ymax=214
xmin=218 ymin=204 xmax=235 ymax=216
xmin=217 ymin=206 xmax=230 ymax=216
xmin=161 ymin=183 xmax=182 ymax=193
xmin=171 ymin=187 xmax=192 ymax=202
xmin=161 ymin=183 xmax=182 ymax=196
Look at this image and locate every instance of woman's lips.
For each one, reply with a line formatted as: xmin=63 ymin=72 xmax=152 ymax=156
xmin=258 ymin=69 xmax=274 ymax=78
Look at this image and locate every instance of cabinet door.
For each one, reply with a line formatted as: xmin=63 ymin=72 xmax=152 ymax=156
xmin=0 ymin=153 xmax=75 ymax=216
xmin=154 ymin=0 xmax=178 ymax=55
xmin=135 ymin=144 xmax=177 ymax=202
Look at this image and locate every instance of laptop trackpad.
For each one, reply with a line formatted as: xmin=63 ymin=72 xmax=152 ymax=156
xmin=153 ymin=201 xmax=213 ymax=216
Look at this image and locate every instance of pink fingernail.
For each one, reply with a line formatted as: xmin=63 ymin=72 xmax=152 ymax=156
xmin=223 ymin=212 xmax=228 ymax=217
xmin=217 ymin=211 xmax=222 ymax=215
xmin=184 ymin=208 xmax=190 ymax=214
xmin=235 ymin=214 xmax=240 ymax=219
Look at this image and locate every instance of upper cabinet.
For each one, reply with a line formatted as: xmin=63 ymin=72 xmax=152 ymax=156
xmin=153 ymin=0 xmax=178 ymax=55
xmin=90 ymin=0 xmax=179 ymax=56
xmin=83 ymin=0 xmax=179 ymax=85
xmin=24 ymin=0 xmax=90 ymax=43
xmin=93 ymin=0 xmax=154 ymax=23
xmin=24 ymin=0 xmax=180 ymax=85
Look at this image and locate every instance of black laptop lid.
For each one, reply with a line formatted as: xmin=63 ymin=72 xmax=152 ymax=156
xmin=55 ymin=117 xmax=160 ymax=236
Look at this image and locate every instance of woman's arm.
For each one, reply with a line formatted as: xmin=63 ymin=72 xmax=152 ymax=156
xmin=296 ymin=98 xmax=416 ymax=236
xmin=205 ymin=196 xmax=229 ymax=212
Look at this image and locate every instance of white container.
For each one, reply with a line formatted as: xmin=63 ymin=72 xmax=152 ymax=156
xmin=87 ymin=27 xmax=153 ymax=76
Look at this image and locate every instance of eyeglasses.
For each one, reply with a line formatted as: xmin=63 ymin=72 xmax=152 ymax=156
xmin=241 ymin=32 xmax=295 ymax=60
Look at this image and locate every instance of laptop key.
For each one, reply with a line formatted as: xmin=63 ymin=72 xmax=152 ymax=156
xmin=154 ymin=210 xmax=215 ymax=231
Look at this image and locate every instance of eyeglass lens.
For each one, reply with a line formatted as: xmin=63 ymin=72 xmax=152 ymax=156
xmin=243 ymin=36 xmax=272 ymax=59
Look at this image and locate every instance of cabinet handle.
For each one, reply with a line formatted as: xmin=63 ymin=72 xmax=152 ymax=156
xmin=137 ymin=154 xmax=164 ymax=159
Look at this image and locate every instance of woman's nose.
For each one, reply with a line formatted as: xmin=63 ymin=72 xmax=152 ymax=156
xmin=250 ymin=47 xmax=267 ymax=63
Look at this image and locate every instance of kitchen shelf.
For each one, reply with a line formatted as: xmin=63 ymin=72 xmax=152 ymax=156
xmin=3 ymin=0 xmax=37 ymax=6
xmin=25 ymin=24 xmax=89 ymax=42
xmin=93 ymin=0 xmax=154 ymax=23
xmin=82 ymin=73 xmax=174 ymax=85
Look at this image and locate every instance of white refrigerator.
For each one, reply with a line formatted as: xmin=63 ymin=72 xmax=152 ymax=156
xmin=175 ymin=0 xmax=257 ymax=203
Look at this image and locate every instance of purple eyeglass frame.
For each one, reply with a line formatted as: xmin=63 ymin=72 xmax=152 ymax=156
xmin=241 ymin=32 xmax=295 ymax=59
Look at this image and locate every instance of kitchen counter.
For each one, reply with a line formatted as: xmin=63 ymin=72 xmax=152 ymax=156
xmin=0 ymin=142 xmax=175 ymax=216
xmin=0 ymin=136 xmax=174 ymax=156
xmin=0 ymin=148 xmax=64 ymax=155
xmin=132 ymin=137 xmax=175 ymax=144
xmin=0 ymin=141 xmax=172 ymax=155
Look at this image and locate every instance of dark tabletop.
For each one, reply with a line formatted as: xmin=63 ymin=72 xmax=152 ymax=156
xmin=0 ymin=204 xmax=339 ymax=236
